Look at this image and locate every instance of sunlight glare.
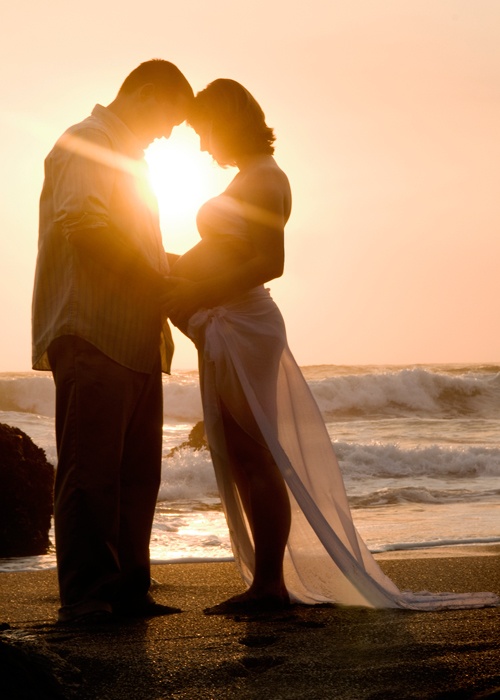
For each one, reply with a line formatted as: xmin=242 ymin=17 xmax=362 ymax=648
xmin=145 ymin=125 xmax=233 ymax=254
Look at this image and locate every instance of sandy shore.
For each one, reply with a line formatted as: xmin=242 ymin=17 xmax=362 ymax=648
xmin=1 ymin=546 xmax=499 ymax=699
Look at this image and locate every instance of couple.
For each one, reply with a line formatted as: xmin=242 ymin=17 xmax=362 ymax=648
xmin=32 ymin=60 xmax=498 ymax=624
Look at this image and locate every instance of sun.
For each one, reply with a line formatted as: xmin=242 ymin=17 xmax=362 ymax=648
xmin=145 ymin=124 xmax=233 ymax=253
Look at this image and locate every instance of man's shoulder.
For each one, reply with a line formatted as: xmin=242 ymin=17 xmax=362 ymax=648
xmin=48 ymin=110 xmax=113 ymax=160
xmin=57 ymin=105 xmax=138 ymax=158
xmin=65 ymin=108 xmax=112 ymax=141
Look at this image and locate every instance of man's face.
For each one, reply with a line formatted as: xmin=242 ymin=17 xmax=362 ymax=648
xmin=136 ymin=92 xmax=190 ymax=147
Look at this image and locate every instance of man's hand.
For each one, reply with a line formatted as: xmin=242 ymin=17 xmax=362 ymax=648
xmin=160 ymin=277 xmax=206 ymax=329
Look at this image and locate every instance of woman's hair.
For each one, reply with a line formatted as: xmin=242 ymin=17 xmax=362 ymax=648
xmin=118 ymin=59 xmax=193 ymax=103
xmin=188 ymin=79 xmax=276 ymax=160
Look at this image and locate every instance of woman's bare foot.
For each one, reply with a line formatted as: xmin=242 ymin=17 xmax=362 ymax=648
xmin=203 ymin=589 xmax=290 ymax=616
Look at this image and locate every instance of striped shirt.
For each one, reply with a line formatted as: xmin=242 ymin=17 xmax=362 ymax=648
xmin=32 ymin=104 xmax=173 ymax=374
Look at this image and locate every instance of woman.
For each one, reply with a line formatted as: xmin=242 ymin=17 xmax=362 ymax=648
xmin=164 ymin=79 xmax=498 ymax=613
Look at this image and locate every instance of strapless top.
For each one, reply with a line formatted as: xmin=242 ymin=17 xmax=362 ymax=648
xmin=170 ymin=194 xmax=253 ymax=282
xmin=196 ymin=194 xmax=249 ymax=243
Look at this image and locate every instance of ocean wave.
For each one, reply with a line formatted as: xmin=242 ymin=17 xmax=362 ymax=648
xmin=336 ymin=441 xmax=500 ymax=479
xmin=157 ymin=440 xmax=500 ymax=503
xmin=370 ymin=537 xmax=500 ymax=554
xmin=311 ymin=367 xmax=500 ymax=419
xmin=0 ymin=372 xmax=204 ymax=421
xmin=2 ymin=366 xmax=499 ymax=421
xmin=163 ymin=379 xmax=203 ymax=422
xmin=0 ymin=373 xmax=56 ymax=417
xmin=349 ymin=486 xmax=500 ymax=507
xmin=159 ymin=447 xmax=218 ymax=501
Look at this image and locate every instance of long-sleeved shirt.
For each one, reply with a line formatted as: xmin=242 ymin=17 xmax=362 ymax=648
xmin=32 ymin=104 xmax=173 ymax=373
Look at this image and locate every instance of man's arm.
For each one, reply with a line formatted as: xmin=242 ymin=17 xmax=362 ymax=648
xmin=68 ymin=226 xmax=167 ymax=294
xmin=166 ymin=252 xmax=181 ymax=268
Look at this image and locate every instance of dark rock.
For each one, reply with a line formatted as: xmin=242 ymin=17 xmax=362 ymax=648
xmin=0 ymin=630 xmax=81 ymax=699
xmin=168 ymin=420 xmax=208 ymax=456
xmin=0 ymin=423 xmax=54 ymax=557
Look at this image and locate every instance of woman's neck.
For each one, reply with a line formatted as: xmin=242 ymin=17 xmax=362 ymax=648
xmin=236 ymin=152 xmax=273 ymax=171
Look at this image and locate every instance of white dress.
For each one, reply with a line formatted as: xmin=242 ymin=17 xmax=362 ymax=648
xmin=183 ymin=195 xmax=498 ymax=611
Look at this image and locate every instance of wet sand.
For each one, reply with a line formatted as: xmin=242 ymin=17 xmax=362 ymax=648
xmin=1 ymin=546 xmax=499 ymax=699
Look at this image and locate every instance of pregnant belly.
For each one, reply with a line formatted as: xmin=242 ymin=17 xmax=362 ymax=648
xmin=170 ymin=238 xmax=250 ymax=281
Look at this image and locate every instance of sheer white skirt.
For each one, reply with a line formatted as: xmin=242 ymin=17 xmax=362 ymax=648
xmin=187 ymin=287 xmax=498 ymax=610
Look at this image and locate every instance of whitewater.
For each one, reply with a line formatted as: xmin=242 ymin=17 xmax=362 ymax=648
xmin=1 ymin=364 xmax=499 ymax=572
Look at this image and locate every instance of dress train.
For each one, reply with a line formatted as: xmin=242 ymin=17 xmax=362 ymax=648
xmin=187 ymin=286 xmax=499 ymax=610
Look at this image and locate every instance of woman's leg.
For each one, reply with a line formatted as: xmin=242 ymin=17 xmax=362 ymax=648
xmin=220 ymin=403 xmax=291 ymax=601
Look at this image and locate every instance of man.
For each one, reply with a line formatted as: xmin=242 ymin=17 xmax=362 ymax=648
xmin=32 ymin=59 xmax=193 ymax=624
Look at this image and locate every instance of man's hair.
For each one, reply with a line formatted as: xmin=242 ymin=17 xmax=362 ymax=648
xmin=188 ymin=79 xmax=276 ymax=159
xmin=118 ymin=59 xmax=193 ymax=102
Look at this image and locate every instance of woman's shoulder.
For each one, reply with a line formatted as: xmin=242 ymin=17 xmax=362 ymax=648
xmin=242 ymin=155 xmax=287 ymax=179
xmin=230 ymin=156 xmax=290 ymax=199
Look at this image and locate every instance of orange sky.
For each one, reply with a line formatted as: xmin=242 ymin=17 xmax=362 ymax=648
xmin=1 ymin=1 xmax=499 ymax=371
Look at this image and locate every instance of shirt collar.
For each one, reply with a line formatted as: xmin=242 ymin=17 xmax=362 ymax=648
xmin=91 ymin=104 xmax=144 ymax=158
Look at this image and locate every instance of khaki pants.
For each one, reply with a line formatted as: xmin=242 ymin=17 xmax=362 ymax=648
xmin=48 ymin=336 xmax=163 ymax=619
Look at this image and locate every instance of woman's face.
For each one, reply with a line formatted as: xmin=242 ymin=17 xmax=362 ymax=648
xmin=196 ymin=120 xmax=234 ymax=166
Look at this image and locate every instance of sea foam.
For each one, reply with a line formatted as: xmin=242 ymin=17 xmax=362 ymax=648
xmin=2 ymin=365 xmax=499 ymax=422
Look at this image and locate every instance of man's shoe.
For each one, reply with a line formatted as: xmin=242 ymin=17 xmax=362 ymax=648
xmin=57 ymin=600 xmax=114 ymax=625
xmin=115 ymin=593 xmax=181 ymax=618
xmin=57 ymin=609 xmax=115 ymax=626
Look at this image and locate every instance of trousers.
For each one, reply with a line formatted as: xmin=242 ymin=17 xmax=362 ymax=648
xmin=48 ymin=336 xmax=163 ymax=618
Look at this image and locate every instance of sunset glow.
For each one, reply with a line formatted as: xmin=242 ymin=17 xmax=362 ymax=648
xmin=1 ymin=1 xmax=499 ymax=370
xmin=145 ymin=126 xmax=233 ymax=253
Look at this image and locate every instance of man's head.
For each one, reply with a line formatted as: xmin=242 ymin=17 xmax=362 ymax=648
xmin=110 ymin=59 xmax=194 ymax=147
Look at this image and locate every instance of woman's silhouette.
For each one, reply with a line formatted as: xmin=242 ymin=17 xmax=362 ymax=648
xmin=164 ymin=79 xmax=498 ymax=614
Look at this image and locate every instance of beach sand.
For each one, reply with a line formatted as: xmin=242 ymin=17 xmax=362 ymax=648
xmin=1 ymin=546 xmax=499 ymax=699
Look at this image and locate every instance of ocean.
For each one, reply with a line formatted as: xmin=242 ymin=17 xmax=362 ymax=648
xmin=1 ymin=364 xmax=499 ymax=572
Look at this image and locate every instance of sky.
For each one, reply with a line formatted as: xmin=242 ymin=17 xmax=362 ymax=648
xmin=1 ymin=0 xmax=499 ymax=372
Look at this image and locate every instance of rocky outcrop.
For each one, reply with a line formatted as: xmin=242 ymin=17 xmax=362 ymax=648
xmin=0 ymin=626 xmax=81 ymax=699
xmin=168 ymin=420 xmax=208 ymax=456
xmin=0 ymin=423 xmax=54 ymax=557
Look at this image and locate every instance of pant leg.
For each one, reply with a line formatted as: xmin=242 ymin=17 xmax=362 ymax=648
xmin=48 ymin=336 xmax=162 ymax=617
xmin=117 ymin=354 xmax=163 ymax=603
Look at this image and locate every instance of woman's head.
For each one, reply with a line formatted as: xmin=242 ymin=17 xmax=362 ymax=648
xmin=188 ymin=79 xmax=276 ymax=165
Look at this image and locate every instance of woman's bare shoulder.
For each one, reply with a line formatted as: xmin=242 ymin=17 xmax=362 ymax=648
xmin=230 ymin=158 xmax=291 ymax=203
